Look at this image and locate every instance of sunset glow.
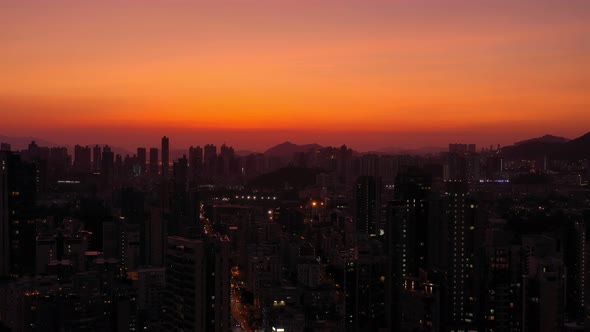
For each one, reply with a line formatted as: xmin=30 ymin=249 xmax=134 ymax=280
xmin=2 ymin=0 xmax=589 ymax=150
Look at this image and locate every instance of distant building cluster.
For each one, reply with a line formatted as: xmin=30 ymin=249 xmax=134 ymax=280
xmin=0 ymin=137 xmax=589 ymax=331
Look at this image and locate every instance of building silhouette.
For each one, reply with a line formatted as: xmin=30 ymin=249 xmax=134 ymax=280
xmin=137 ymin=147 xmax=147 ymax=175
xmin=73 ymin=145 xmax=91 ymax=173
xmin=163 ymin=235 xmax=230 ymax=332
xmin=161 ymin=136 xmax=169 ymax=179
xmin=354 ymin=175 xmax=381 ymax=236
xmin=92 ymin=145 xmax=101 ymax=172
xmin=149 ymin=148 xmax=159 ymax=175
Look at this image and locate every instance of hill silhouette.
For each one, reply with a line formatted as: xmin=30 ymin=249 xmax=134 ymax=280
xmin=264 ymin=141 xmax=323 ymax=158
xmin=501 ymin=132 xmax=590 ymax=160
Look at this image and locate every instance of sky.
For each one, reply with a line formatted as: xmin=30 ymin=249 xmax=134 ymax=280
xmin=1 ymin=0 xmax=589 ymax=151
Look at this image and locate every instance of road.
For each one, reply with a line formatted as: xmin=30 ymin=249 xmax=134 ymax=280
xmin=231 ymin=288 xmax=250 ymax=331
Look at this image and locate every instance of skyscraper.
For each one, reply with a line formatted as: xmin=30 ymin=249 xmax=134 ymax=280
xmin=93 ymin=145 xmax=101 ymax=172
xmin=0 ymin=152 xmax=8 ymax=275
xmin=170 ymin=156 xmax=189 ymax=235
xmin=444 ymin=180 xmax=480 ymax=329
xmin=137 ymin=148 xmax=147 ymax=175
xmin=163 ymin=235 xmax=230 ymax=332
xmin=391 ymin=168 xmax=432 ymax=277
xmin=219 ymin=144 xmax=234 ymax=176
xmin=384 ymin=168 xmax=433 ymax=331
xmin=149 ymin=148 xmax=159 ymax=175
xmin=102 ymin=145 xmax=115 ymax=184
xmin=480 ymin=228 xmax=523 ymax=331
xmin=0 ymin=151 xmax=37 ymax=275
xmin=203 ymin=144 xmax=216 ymax=177
xmin=188 ymin=146 xmax=203 ymax=180
xmin=354 ymin=175 xmax=381 ymax=236
xmin=161 ymin=136 xmax=169 ymax=179
xmin=74 ymin=145 xmax=92 ymax=173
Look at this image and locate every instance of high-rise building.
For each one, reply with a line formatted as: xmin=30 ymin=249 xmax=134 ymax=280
xmin=564 ymin=219 xmax=588 ymax=322
xmin=170 ymin=156 xmax=189 ymax=235
xmin=0 ymin=152 xmax=8 ymax=275
xmin=144 ymin=206 xmax=165 ymax=266
xmin=0 ymin=151 xmax=37 ymax=275
xmin=48 ymin=147 xmax=71 ymax=180
xmin=102 ymin=145 xmax=115 ymax=184
xmin=444 ymin=152 xmax=467 ymax=181
xmin=137 ymin=148 xmax=147 ymax=175
xmin=360 ymin=154 xmax=380 ymax=177
xmin=136 ymin=267 xmax=166 ymax=330
xmin=92 ymin=145 xmax=101 ymax=172
xmin=390 ymin=168 xmax=432 ymax=276
xmin=0 ymin=143 xmax=11 ymax=151
xmin=344 ymin=237 xmax=387 ymax=331
xmin=384 ymin=168 xmax=433 ymax=331
xmin=161 ymin=136 xmax=169 ymax=179
xmin=219 ymin=144 xmax=234 ymax=176
xmin=444 ymin=180 xmax=481 ymax=329
xmin=354 ymin=176 xmax=381 ymax=236
xmin=74 ymin=145 xmax=92 ymax=173
xmin=163 ymin=235 xmax=230 ymax=332
xmin=203 ymin=144 xmax=216 ymax=177
xmin=149 ymin=148 xmax=159 ymax=175
xmin=188 ymin=146 xmax=203 ymax=180
xmin=480 ymin=228 xmax=523 ymax=331
xmin=522 ymin=235 xmax=566 ymax=331
xmin=445 ymin=143 xmax=480 ymax=182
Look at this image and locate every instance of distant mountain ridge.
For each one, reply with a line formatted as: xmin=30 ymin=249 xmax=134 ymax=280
xmin=0 ymin=134 xmax=59 ymax=151
xmin=0 ymin=134 xmax=131 ymax=156
xmin=501 ymin=132 xmax=590 ymax=160
xmin=264 ymin=141 xmax=323 ymax=157
xmin=514 ymin=134 xmax=570 ymax=146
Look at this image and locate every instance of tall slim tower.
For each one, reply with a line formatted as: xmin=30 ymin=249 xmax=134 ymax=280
xmin=102 ymin=145 xmax=115 ymax=184
xmin=137 ymin=148 xmax=147 ymax=175
xmin=0 ymin=152 xmax=9 ymax=275
xmin=203 ymin=144 xmax=216 ymax=177
xmin=188 ymin=146 xmax=203 ymax=180
xmin=149 ymin=148 xmax=159 ymax=175
xmin=445 ymin=180 xmax=479 ymax=329
xmin=161 ymin=136 xmax=169 ymax=179
xmin=354 ymin=175 xmax=381 ymax=236
xmin=93 ymin=145 xmax=102 ymax=172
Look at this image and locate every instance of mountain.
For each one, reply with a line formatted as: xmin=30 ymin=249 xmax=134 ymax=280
xmin=0 ymin=135 xmax=132 ymax=156
xmin=0 ymin=134 xmax=60 ymax=150
xmin=514 ymin=134 xmax=570 ymax=146
xmin=501 ymin=132 xmax=590 ymax=160
xmin=551 ymin=132 xmax=590 ymax=159
xmin=264 ymin=141 xmax=323 ymax=158
xmin=235 ymin=150 xmax=260 ymax=157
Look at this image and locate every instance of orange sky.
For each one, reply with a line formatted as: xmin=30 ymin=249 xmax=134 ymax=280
xmin=1 ymin=0 xmax=589 ymax=150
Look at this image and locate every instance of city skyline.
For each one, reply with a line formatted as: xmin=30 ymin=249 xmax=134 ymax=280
xmin=1 ymin=1 xmax=589 ymax=331
xmin=2 ymin=0 xmax=589 ymax=148
xmin=0 ymin=128 xmax=586 ymax=153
